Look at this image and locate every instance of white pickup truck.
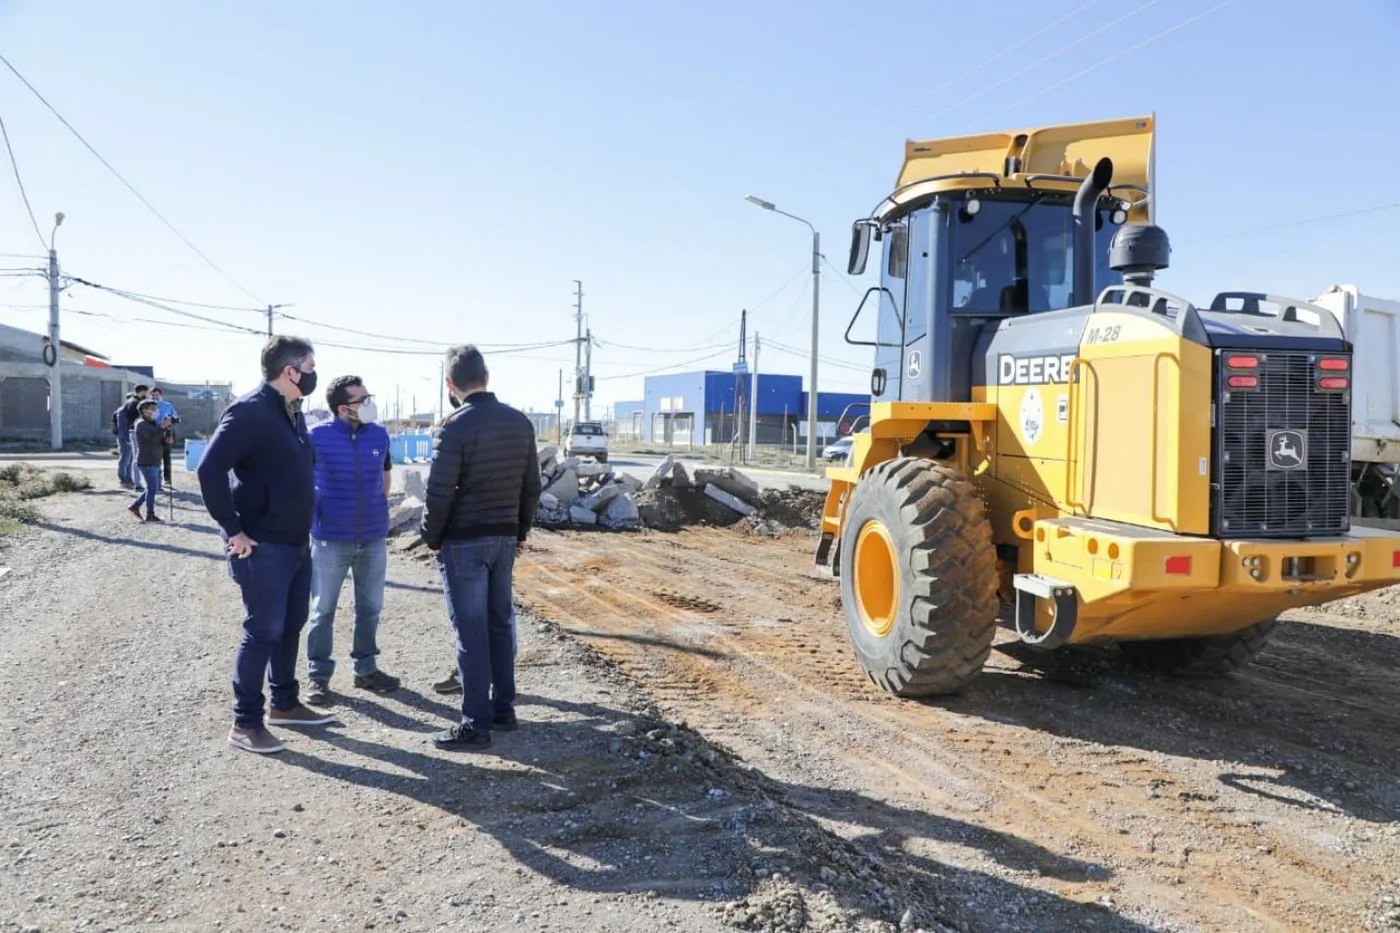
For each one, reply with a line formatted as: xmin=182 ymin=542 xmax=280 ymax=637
xmin=565 ymin=421 xmax=609 ymax=463
xmin=1310 ymin=284 xmax=1400 ymax=520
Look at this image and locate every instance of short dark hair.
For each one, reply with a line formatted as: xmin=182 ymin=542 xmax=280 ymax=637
xmin=261 ymin=335 xmax=315 ymax=382
xmin=326 ymin=375 xmax=365 ymax=413
xmin=134 ymin=383 xmax=150 ymax=394
xmin=150 ymin=386 xmax=163 ymax=394
xmin=445 ymin=345 xmax=487 ymax=389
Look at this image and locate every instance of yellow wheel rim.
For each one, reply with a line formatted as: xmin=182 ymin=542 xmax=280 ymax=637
xmin=854 ymin=520 xmax=899 ymax=638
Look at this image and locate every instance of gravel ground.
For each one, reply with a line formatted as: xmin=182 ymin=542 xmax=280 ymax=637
xmin=0 ymin=485 xmax=955 ymax=933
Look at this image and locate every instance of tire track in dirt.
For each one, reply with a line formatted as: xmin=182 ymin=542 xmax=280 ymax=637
xmin=514 ymin=527 xmax=1400 ymax=931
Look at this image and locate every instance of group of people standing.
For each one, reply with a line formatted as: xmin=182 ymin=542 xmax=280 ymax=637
xmin=194 ymin=336 xmax=540 ymax=755
xmin=114 ymin=384 xmax=179 ymax=521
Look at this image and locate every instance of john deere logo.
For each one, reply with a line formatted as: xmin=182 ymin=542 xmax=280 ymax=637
xmin=1266 ymin=429 xmax=1307 ymax=471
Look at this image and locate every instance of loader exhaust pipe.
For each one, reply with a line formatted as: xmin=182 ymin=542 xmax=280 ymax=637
xmin=1072 ymin=157 xmax=1114 ymax=307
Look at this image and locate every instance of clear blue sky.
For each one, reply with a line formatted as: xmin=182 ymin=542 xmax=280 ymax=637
xmin=2 ymin=0 xmax=1397 ymax=415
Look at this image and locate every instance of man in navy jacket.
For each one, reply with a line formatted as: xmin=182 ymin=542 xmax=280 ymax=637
xmin=197 ymin=335 xmax=333 ymax=755
xmin=303 ymin=375 xmax=400 ymax=705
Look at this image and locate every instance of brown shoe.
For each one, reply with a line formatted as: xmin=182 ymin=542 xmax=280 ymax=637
xmin=228 ymin=726 xmax=284 ymax=754
xmin=266 ymin=704 xmax=334 ymax=727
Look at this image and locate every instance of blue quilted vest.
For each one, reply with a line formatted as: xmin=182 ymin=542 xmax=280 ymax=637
xmin=309 ymin=418 xmax=391 ymax=543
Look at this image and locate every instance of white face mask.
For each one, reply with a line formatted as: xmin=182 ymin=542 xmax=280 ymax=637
xmin=355 ymin=399 xmax=379 ymax=425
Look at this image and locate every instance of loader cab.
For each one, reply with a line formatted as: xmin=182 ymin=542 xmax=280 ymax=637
xmin=849 ymin=190 xmax=1128 ymax=403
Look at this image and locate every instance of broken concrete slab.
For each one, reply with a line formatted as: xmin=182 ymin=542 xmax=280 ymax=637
xmin=694 ymin=467 xmax=759 ymax=505
xmin=580 ymin=483 xmax=623 ymax=513
xmin=403 ymin=470 xmax=427 ymax=501
xmin=389 ymin=496 xmax=425 ymax=536
xmin=539 ymin=492 xmax=561 ymax=512
xmin=568 ymin=505 xmax=598 ymax=525
xmin=702 ymin=484 xmax=757 ymax=517
xmin=537 ymin=444 xmax=558 ymax=465
xmin=544 ymin=470 xmax=580 ymax=506
xmin=575 ymin=461 xmax=611 ymax=479
xmin=671 ymin=461 xmax=692 ymax=488
xmin=601 ymin=493 xmax=641 ymax=529
xmin=617 ymin=473 xmax=643 ymax=494
xmin=644 ymin=455 xmax=677 ymax=490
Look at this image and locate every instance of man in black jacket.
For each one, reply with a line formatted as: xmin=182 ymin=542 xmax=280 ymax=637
xmin=197 ymin=335 xmax=334 ymax=755
xmin=422 ymin=345 xmax=541 ymax=751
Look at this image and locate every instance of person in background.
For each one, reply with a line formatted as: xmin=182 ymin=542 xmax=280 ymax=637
xmin=303 ymin=375 xmax=400 ymax=706
xmin=196 ymin=335 xmax=332 ymax=755
xmin=116 ymin=384 xmax=150 ymax=490
xmin=149 ymin=387 xmax=181 ymax=485
xmin=126 ymin=398 xmax=165 ymax=523
xmin=421 ymin=345 xmax=540 ymax=751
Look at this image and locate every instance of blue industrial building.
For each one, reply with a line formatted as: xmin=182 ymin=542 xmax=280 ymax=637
xmin=640 ymin=371 xmax=865 ymax=447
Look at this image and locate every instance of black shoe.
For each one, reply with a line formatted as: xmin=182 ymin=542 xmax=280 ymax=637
xmin=145 ymin=514 xmax=163 ymax=523
xmin=432 ymin=725 xmax=491 ymax=751
xmin=432 ymin=669 xmax=461 ymax=694
xmin=128 ymin=505 xmax=143 ymax=520
xmin=306 ymin=679 xmax=331 ymax=707
xmin=354 ymin=670 xmax=401 ymax=694
xmin=492 ymin=713 xmax=518 ymax=732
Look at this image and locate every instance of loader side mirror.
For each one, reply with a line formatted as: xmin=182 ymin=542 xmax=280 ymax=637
xmin=848 ymin=221 xmax=874 ymax=276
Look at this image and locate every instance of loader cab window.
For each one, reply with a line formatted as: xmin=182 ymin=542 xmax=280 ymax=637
xmin=950 ymin=197 xmax=1124 ymax=315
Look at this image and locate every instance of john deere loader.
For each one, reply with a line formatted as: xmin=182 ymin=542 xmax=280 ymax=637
xmin=818 ymin=114 xmax=1400 ymax=695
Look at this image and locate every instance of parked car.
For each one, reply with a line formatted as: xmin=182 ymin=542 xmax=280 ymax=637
xmin=822 ymin=436 xmax=853 ymax=462
xmin=566 ymin=421 xmax=610 ymax=462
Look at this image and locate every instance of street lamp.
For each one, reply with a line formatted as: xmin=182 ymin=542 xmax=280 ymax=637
xmin=745 ymin=194 xmax=820 ymax=469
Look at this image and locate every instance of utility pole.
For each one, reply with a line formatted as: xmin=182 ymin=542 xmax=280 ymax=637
xmin=46 ymin=212 xmax=65 ymax=451
xmin=749 ymin=331 xmax=760 ymax=454
xmin=583 ymin=327 xmax=593 ymax=421
xmin=807 ymin=231 xmax=820 ymax=468
xmin=572 ymin=279 xmax=584 ymax=429
xmin=266 ymin=305 xmax=274 ymax=337
xmin=556 ymin=368 xmax=564 ymax=442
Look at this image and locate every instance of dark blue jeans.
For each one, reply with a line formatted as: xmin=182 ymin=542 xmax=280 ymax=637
xmin=436 ymin=536 xmax=517 ymax=733
xmin=129 ymin=466 xmax=161 ymax=517
xmin=228 ymin=541 xmax=312 ymax=729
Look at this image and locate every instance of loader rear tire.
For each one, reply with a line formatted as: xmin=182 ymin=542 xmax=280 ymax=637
xmin=1120 ymin=618 xmax=1278 ymax=677
xmin=838 ymin=457 xmax=998 ymax=697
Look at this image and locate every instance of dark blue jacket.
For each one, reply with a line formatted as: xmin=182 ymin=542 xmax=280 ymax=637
xmin=308 ymin=418 xmax=392 ymax=543
xmin=196 ymin=382 xmax=315 ymax=546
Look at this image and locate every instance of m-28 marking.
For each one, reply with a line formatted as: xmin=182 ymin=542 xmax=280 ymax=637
xmin=1083 ymin=324 xmax=1122 ymax=345
xmin=998 ymin=354 xmax=1078 ymax=386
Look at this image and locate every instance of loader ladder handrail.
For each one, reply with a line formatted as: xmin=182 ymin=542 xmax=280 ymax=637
xmin=1065 ymin=357 xmax=1088 ymax=512
xmin=1147 ymin=351 xmax=1179 ymax=528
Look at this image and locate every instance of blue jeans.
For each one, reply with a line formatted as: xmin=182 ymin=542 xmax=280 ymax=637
xmin=117 ymin=436 xmax=134 ymax=484
xmin=228 ymin=541 xmax=312 ymax=729
xmin=129 ymin=466 xmax=161 ymax=517
xmin=436 ymin=536 xmax=517 ymax=732
xmin=306 ymin=538 xmax=387 ymax=680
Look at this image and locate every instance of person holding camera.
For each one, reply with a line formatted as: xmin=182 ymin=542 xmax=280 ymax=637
xmin=148 ymin=386 xmax=181 ymax=485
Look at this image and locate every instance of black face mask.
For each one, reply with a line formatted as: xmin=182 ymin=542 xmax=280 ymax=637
xmin=449 ymin=393 xmax=463 ymax=409
xmin=292 ymin=368 xmax=318 ymax=399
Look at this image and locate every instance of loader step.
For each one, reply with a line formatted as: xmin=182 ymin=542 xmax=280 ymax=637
xmin=1012 ymin=573 xmax=1079 ymax=650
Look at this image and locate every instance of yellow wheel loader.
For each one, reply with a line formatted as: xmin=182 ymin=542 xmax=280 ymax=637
xmin=817 ymin=114 xmax=1400 ymax=695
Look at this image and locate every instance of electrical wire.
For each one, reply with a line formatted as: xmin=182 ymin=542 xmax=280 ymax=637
xmin=0 ymin=114 xmax=45 ymax=251
xmin=0 ymin=52 xmax=266 ymax=304
xmin=595 ymin=347 xmax=734 ymax=381
xmin=594 ymin=339 xmax=734 ymax=354
xmin=1177 ymin=201 xmax=1400 ymax=245
xmin=72 ymin=284 xmax=266 ymax=314
xmin=829 ymin=0 xmax=1105 ymax=150
xmin=969 ymin=0 xmax=1241 ymax=127
xmin=66 ymin=275 xmax=267 ymax=335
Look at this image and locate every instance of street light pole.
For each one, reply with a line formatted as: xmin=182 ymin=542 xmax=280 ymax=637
xmin=745 ymin=195 xmax=820 ymax=469
xmin=47 ymin=212 xmax=65 ymax=451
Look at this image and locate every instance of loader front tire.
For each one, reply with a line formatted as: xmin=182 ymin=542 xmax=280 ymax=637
xmin=838 ymin=458 xmax=998 ymax=696
xmin=1120 ymin=618 xmax=1278 ymax=677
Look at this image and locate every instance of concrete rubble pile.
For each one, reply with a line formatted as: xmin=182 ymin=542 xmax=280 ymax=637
xmin=535 ymin=446 xmax=642 ymax=531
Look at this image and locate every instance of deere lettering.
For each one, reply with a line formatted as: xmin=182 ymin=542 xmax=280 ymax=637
xmin=998 ymin=354 xmax=1078 ymax=386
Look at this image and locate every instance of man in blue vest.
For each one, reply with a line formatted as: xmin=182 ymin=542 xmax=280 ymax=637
xmin=304 ymin=375 xmax=400 ymax=706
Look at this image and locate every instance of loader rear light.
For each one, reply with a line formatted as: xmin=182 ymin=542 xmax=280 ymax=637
xmin=1227 ymin=375 xmax=1258 ymax=389
xmin=1225 ymin=355 xmax=1258 ymax=370
xmin=1318 ymin=376 xmax=1349 ymax=391
xmin=1392 ymin=550 xmax=1400 ymax=569
xmin=1164 ymin=555 xmax=1192 ymax=576
xmin=1317 ymin=357 xmax=1349 ymax=371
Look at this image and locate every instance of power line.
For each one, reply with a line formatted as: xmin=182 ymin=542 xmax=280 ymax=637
xmin=970 ymin=0 xmax=1241 ymax=128
xmin=0 ymin=114 xmax=45 ymax=251
xmin=594 ymin=338 xmax=733 ymax=354
xmin=66 ymin=276 xmax=267 ymax=335
xmin=74 ymin=284 xmax=266 ymax=314
xmin=0 ymin=52 xmax=266 ymax=304
xmin=595 ymin=348 xmax=734 ymax=381
xmin=1177 ymin=201 xmax=1400 ymax=246
xmin=832 ymin=0 xmax=1106 ymax=150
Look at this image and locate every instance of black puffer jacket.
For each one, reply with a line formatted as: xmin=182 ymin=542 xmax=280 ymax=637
xmin=421 ymin=392 xmax=542 ymax=549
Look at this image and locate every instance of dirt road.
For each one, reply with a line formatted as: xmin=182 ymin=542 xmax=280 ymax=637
xmin=514 ymin=526 xmax=1400 ymax=932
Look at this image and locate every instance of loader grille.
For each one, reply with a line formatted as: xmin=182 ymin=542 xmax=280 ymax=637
xmin=1214 ymin=351 xmax=1351 ymax=539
